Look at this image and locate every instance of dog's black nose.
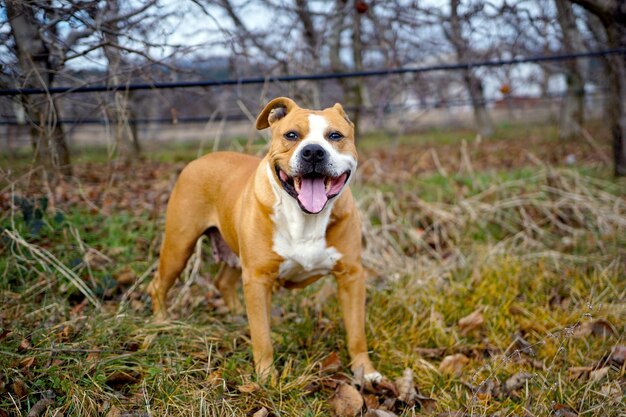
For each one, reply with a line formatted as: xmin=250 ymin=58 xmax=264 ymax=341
xmin=301 ymin=144 xmax=327 ymax=163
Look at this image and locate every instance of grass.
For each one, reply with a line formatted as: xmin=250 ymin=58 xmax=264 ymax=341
xmin=1 ymin=123 xmax=625 ymax=416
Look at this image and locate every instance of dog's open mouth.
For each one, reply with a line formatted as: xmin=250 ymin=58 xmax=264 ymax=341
xmin=276 ymin=167 xmax=349 ymax=214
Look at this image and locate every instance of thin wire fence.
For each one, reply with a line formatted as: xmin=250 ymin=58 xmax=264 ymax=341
xmin=1 ymin=48 xmax=623 ymax=97
xmin=0 ymin=48 xmax=622 ymax=150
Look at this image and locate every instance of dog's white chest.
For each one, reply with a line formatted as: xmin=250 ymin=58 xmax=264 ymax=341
xmin=275 ymin=236 xmax=342 ymax=282
xmin=266 ymin=162 xmax=343 ymax=282
xmin=269 ymin=197 xmax=341 ymax=282
xmin=271 ymin=214 xmax=342 ymax=282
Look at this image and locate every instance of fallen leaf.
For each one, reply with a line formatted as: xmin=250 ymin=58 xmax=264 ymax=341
xmin=105 ymin=371 xmax=141 ymax=390
xmin=416 ymin=393 xmax=437 ymax=413
xmin=415 ymin=347 xmax=446 ymax=359
xmin=70 ymin=299 xmax=88 ymax=316
xmin=474 ymin=378 xmax=500 ymax=401
xmin=568 ymin=366 xmax=592 ymax=381
xmin=237 ymin=382 xmax=260 ymax=393
xmin=364 ymin=376 xmax=398 ymax=397
xmin=394 ymin=368 xmax=418 ymax=406
xmin=84 ymin=248 xmax=111 ymax=268
xmin=552 ymin=404 xmax=577 ymax=417
xmin=0 ymin=329 xmax=11 ymax=342
xmin=130 ymin=299 xmax=145 ymax=312
xmin=105 ymin=405 xmax=121 ymax=417
xmin=115 ymin=268 xmax=135 ymax=285
xmin=609 ymin=345 xmax=625 ymax=366
xmin=600 ymin=381 xmax=622 ymax=400
xmin=379 ymin=397 xmax=396 ymax=411
xmin=123 ymin=341 xmax=140 ymax=352
xmin=330 ymin=383 xmax=363 ymax=417
xmin=19 ymin=356 xmax=36 ymax=369
xmin=589 ymin=366 xmax=610 ymax=383
xmin=504 ymin=372 xmax=533 ymax=392
xmin=18 ymin=338 xmax=31 ymax=352
xmin=303 ymin=381 xmax=320 ymax=395
xmin=439 ymin=354 xmax=469 ymax=376
xmin=573 ymin=319 xmax=616 ymax=339
xmin=206 ymin=371 xmax=223 ymax=387
xmin=26 ymin=397 xmax=54 ymax=417
xmin=363 ymin=393 xmax=379 ymax=410
xmin=352 ymin=365 xmax=365 ymax=388
xmin=321 ymin=352 xmax=343 ymax=374
xmin=457 ymin=309 xmax=484 ymax=334
xmin=12 ymin=379 xmax=28 ymax=397
xmin=251 ymin=407 xmax=269 ymax=417
xmin=86 ymin=349 xmax=101 ymax=363
xmin=61 ymin=324 xmax=73 ymax=341
xmin=364 ymin=410 xmax=398 ymax=417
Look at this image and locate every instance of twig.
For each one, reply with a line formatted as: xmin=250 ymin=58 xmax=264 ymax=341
xmin=429 ymin=148 xmax=448 ymax=177
xmin=26 ymin=398 xmax=53 ymax=417
xmin=3 ymin=229 xmax=101 ymax=308
xmin=117 ymin=260 xmax=158 ymax=315
xmin=580 ymin=126 xmax=612 ymax=165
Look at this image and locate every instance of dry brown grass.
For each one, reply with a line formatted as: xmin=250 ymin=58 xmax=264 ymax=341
xmin=0 ymin=125 xmax=624 ymax=416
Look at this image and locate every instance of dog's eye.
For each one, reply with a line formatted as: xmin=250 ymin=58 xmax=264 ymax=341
xmin=328 ymin=131 xmax=343 ymax=141
xmin=284 ymin=131 xmax=299 ymax=141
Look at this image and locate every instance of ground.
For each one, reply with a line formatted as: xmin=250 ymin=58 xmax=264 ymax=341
xmin=0 ymin=121 xmax=624 ymax=416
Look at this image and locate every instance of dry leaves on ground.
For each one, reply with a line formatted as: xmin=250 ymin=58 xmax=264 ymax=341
xmin=439 ymin=354 xmax=469 ymax=377
xmin=573 ymin=319 xmax=616 ymax=339
xmin=317 ymin=356 xmax=436 ymax=416
xmin=237 ymin=382 xmax=261 ymax=393
xmin=330 ymin=383 xmax=363 ymax=417
xmin=457 ymin=308 xmax=484 ymax=335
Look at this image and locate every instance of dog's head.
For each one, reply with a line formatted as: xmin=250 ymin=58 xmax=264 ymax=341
xmin=256 ymin=97 xmax=357 ymax=214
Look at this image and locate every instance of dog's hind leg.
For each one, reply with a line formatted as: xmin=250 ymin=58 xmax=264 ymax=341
xmin=149 ymin=187 xmax=208 ymax=320
xmin=214 ymin=263 xmax=243 ymax=314
xmin=148 ymin=232 xmax=200 ymax=320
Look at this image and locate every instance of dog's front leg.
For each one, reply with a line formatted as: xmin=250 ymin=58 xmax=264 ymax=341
xmin=336 ymin=264 xmax=381 ymax=382
xmin=242 ymin=271 xmax=275 ymax=381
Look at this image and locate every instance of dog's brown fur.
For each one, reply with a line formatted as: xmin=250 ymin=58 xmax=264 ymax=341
xmin=148 ymin=97 xmax=378 ymax=381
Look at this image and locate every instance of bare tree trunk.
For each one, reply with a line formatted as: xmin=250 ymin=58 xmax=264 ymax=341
xmin=349 ymin=0 xmax=366 ymax=139
xmin=447 ymin=0 xmax=494 ymax=138
xmin=570 ymin=0 xmax=626 ymax=176
xmin=328 ymin=0 xmax=367 ymax=141
xmin=555 ymin=0 xmax=585 ymax=140
xmin=607 ymin=39 xmax=626 ymax=176
xmin=294 ymin=0 xmax=322 ymax=107
xmin=464 ymin=71 xmax=494 ymax=138
xmin=584 ymin=12 xmax=611 ymax=116
xmin=103 ymin=0 xmax=141 ymax=161
xmin=6 ymin=1 xmax=72 ymax=177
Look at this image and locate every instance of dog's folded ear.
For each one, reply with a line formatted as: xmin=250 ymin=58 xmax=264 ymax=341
xmin=332 ymin=103 xmax=354 ymax=128
xmin=256 ymin=97 xmax=299 ymax=130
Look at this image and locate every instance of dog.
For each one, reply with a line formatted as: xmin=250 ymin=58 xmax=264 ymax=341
xmin=148 ymin=97 xmax=381 ymax=382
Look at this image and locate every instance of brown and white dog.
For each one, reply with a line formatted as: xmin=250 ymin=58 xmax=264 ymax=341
xmin=148 ymin=97 xmax=380 ymax=382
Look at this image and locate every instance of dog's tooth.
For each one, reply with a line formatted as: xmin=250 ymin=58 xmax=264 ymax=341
xmin=294 ymin=177 xmax=302 ymax=193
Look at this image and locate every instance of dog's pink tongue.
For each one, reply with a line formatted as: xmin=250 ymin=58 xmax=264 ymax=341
xmin=298 ymin=176 xmax=327 ymax=213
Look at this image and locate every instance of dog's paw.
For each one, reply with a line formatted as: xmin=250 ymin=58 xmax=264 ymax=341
xmin=255 ymin=363 xmax=278 ymax=386
xmin=152 ymin=312 xmax=170 ymax=324
xmin=364 ymin=371 xmax=383 ymax=384
xmin=360 ymin=371 xmax=398 ymax=396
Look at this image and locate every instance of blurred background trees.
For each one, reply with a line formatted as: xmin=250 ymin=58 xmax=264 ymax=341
xmin=1 ymin=0 xmax=625 ymax=176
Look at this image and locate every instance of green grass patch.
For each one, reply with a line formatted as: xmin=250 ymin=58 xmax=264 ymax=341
xmin=1 ymin=129 xmax=624 ymax=415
